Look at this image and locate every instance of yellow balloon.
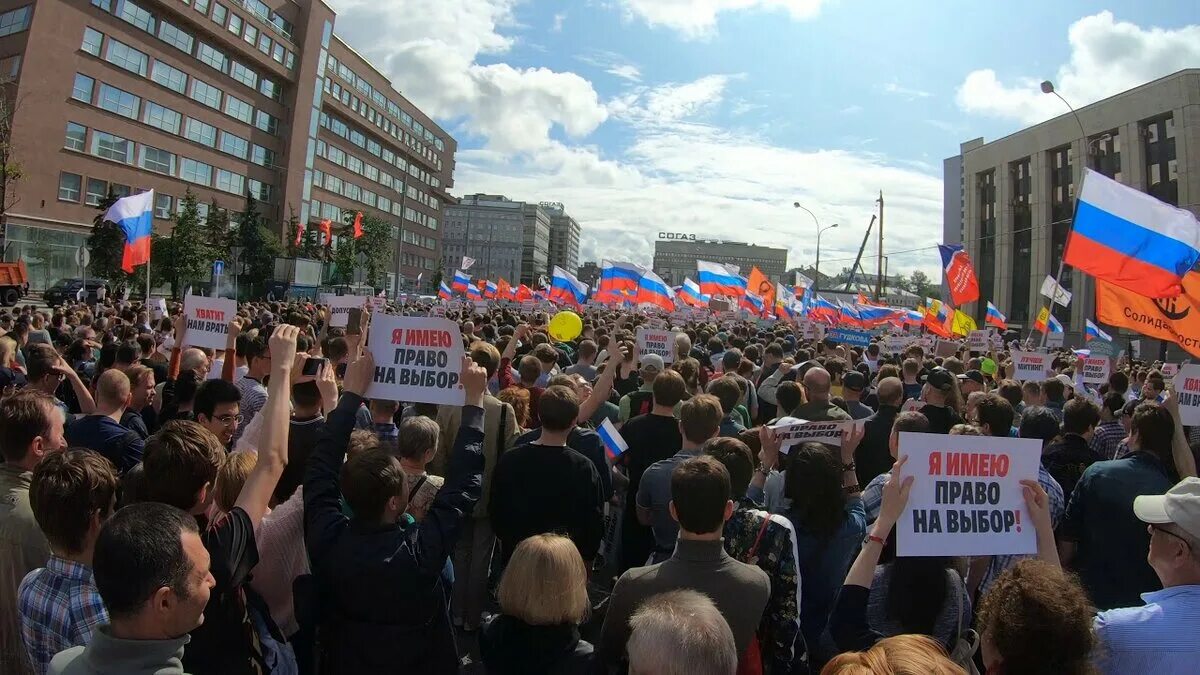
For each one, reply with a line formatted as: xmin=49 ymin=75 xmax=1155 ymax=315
xmin=548 ymin=311 xmax=583 ymax=342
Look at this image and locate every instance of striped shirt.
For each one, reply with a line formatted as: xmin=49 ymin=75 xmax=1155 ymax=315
xmin=979 ymin=465 xmax=1065 ymax=595
xmin=232 ymin=376 xmax=267 ymax=446
xmin=18 ymin=557 xmax=107 ymax=675
xmin=1093 ymin=584 xmax=1200 ymax=674
xmin=1091 ymin=421 xmax=1127 ymax=461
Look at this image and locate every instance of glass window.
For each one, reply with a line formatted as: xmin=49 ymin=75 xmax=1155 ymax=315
xmin=58 ymin=172 xmax=82 ymax=201
xmin=97 ymin=83 xmax=140 ymax=119
xmin=180 ymin=157 xmax=212 ymax=185
xmin=285 ymin=51 xmax=295 ymax=70
xmin=215 ymin=169 xmax=244 ymax=194
xmin=154 ymin=193 xmax=173 ymax=219
xmin=272 ymin=43 xmax=284 ymax=63
xmin=184 ymin=118 xmax=217 ymax=146
xmin=347 ymin=155 xmax=363 ymax=174
xmin=189 ymin=78 xmax=222 ymax=109
xmin=257 ymin=33 xmax=271 ymax=55
xmin=110 ymin=184 xmax=130 ymax=199
xmin=194 ymin=0 xmax=209 ymax=14
xmin=90 ymin=0 xmax=112 ymax=10
xmin=0 ymin=5 xmax=30 ymax=37
xmin=270 ymin=13 xmax=294 ymax=39
xmin=248 ymin=179 xmax=271 ymax=203
xmin=0 ymin=54 xmax=20 ymax=79
xmin=81 ymin=27 xmax=103 ymax=56
xmin=142 ymin=101 xmax=181 ymax=134
xmin=91 ymin=131 xmax=131 ymax=163
xmin=151 ymin=60 xmax=188 ymax=93
xmin=64 ymin=122 xmax=86 ymax=151
xmin=197 ymin=42 xmax=227 ymax=73
xmin=250 ymin=144 xmax=274 ymax=166
xmin=85 ymin=178 xmax=107 ymax=205
xmin=118 ymin=0 xmax=154 ymax=33
xmin=243 ymin=24 xmax=257 ymax=46
xmin=218 ymin=131 xmax=248 ymax=159
xmin=224 ymin=95 xmax=252 ymax=124
xmin=212 ymin=3 xmax=226 ymax=24
xmin=230 ymin=61 xmax=256 ymax=89
xmin=227 ymin=14 xmax=242 ymax=36
xmin=105 ymin=39 xmax=149 ymax=76
xmin=259 ymin=77 xmax=280 ymax=101
xmin=71 ymin=73 xmax=94 ymax=102
xmin=254 ymin=110 xmax=278 ymax=134
xmin=139 ymin=146 xmax=175 ymax=175
xmin=247 ymin=0 xmax=269 ymax=19
xmin=157 ymin=20 xmax=194 ymax=54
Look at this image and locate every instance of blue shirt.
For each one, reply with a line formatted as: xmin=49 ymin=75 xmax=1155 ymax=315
xmin=788 ymin=497 xmax=867 ymax=654
xmin=1093 ymin=585 xmax=1200 ymax=674
xmin=18 ymin=557 xmax=108 ymax=675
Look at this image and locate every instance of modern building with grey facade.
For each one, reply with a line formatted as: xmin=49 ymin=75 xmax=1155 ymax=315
xmin=521 ymin=201 xmax=550 ymax=286
xmin=442 ymin=194 xmax=524 ymax=283
xmin=945 ymin=69 xmax=1198 ymax=349
xmin=544 ymin=202 xmax=580 ymax=274
xmin=653 ymin=236 xmax=788 ymax=287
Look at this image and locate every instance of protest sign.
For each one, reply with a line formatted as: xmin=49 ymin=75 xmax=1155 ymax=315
xmin=828 ymin=328 xmax=872 ymax=348
xmin=646 ymin=317 xmax=667 ymax=330
xmin=636 ymin=327 xmax=677 ymax=364
xmin=520 ymin=300 xmax=535 ymax=312
xmin=182 ymin=295 xmax=236 ymax=350
xmin=1088 ymin=339 xmax=1116 ymax=358
xmin=1046 ymin=332 xmax=1065 ymax=348
xmin=151 ymin=298 xmax=168 ymax=321
xmin=428 ymin=305 xmax=447 ymax=318
xmin=473 ymin=300 xmax=488 ymax=315
xmin=1173 ymin=364 xmax=1200 ymax=426
xmin=1161 ymin=363 xmax=1179 ymax=378
xmin=800 ymin=321 xmax=823 ymax=341
xmin=319 ymin=294 xmax=368 ymax=328
xmin=967 ymin=330 xmax=989 ymax=352
xmin=884 ymin=335 xmax=913 ymax=354
xmin=371 ymin=295 xmax=386 ymax=311
xmin=901 ymin=398 xmax=924 ymax=413
xmin=366 ymin=315 xmax=465 ymax=406
xmin=770 ymin=418 xmax=849 ymax=450
xmin=897 ymin=432 xmax=1041 ymax=557
xmin=935 ymin=339 xmax=960 ymax=358
xmin=1011 ymin=350 xmax=1054 ymax=381
xmin=1079 ymin=356 xmax=1111 ymax=386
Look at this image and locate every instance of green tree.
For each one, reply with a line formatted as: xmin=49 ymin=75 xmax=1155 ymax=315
xmin=233 ymin=194 xmax=280 ymax=298
xmin=910 ymin=269 xmax=938 ymax=299
xmin=85 ymin=192 xmax=125 ymax=283
xmin=339 ymin=211 xmax=392 ymax=288
xmin=163 ymin=189 xmax=208 ymax=298
xmin=202 ymin=199 xmax=231 ymax=264
xmin=329 ymin=236 xmax=355 ymax=286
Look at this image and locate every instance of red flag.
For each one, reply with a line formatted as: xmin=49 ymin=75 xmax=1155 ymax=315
xmin=319 ymin=219 xmax=333 ymax=245
xmin=497 ymin=277 xmax=512 ymax=299
xmin=352 ymin=212 xmax=364 ymax=239
xmin=293 ymin=221 xmax=304 ymax=247
xmin=938 ymin=244 xmax=980 ymax=306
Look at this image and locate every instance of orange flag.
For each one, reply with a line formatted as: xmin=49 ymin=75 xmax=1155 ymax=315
xmin=746 ymin=266 xmax=775 ymax=317
xmin=319 ymin=219 xmax=332 ymax=245
xmin=1096 ymin=270 xmax=1200 ymax=357
xmin=352 ymin=212 xmax=364 ymax=239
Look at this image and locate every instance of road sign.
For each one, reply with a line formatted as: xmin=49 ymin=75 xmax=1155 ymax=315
xmin=75 ymin=246 xmax=90 ymax=267
xmin=213 ymin=260 xmax=224 ymax=276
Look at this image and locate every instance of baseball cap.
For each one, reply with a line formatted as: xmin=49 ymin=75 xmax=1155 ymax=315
xmin=1134 ymin=477 xmax=1200 ymax=541
xmin=1054 ymin=373 xmax=1075 ymax=390
xmin=0 ymin=366 xmax=26 ymax=390
xmin=958 ymin=370 xmax=985 ymax=386
xmin=923 ymin=367 xmax=955 ymax=391
xmin=843 ymin=371 xmax=867 ymax=392
xmin=980 ymin=358 xmax=998 ymax=377
xmin=640 ymin=354 xmax=665 ymax=374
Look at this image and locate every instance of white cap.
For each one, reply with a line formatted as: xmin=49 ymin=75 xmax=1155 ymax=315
xmin=1055 ymin=373 xmax=1075 ymax=390
xmin=1134 ymin=477 xmax=1200 ymax=541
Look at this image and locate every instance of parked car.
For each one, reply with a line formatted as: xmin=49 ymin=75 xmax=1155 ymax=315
xmin=43 ymin=278 xmax=106 ymax=306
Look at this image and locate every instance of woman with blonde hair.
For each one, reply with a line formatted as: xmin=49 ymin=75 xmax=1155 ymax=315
xmin=822 ymin=634 xmax=964 ymax=674
xmin=480 ymin=533 xmax=594 ymax=673
xmin=213 ymin=450 xmax=258 ymax=514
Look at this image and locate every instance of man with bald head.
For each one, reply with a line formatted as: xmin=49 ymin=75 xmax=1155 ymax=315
xmin=64 ymin=370 xmax=144 ymax=473
xmin=792 ymin=366 xmax=852 ymax=423
xmin=857 ymin=377 xmax=903 ymax=486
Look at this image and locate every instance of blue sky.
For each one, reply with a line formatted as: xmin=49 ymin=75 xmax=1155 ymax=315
xmin=329 ymin=0 xmax=1200 ymax=278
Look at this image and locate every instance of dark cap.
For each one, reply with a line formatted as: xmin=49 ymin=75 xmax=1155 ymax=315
xmin=843 ymin=371 xmax=867 ymax=392
xmin=0 ymin=366 xmax=26 ymax=390
xmin=958 ymin=370 xmax=985 ymax=386
xmin=923 ymin=367 xmax=955 ymax=391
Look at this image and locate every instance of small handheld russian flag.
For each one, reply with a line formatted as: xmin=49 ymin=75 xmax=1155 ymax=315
xmin=597 ymin=417 xmax=628 ymax=461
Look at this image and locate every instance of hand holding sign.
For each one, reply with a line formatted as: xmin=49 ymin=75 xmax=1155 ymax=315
xmin=758 ymin=425 xmax=782 ymax=471
xmin=840 ymin=423 xmax=865 ymax=466
xmin=461 ymin=355 xmax=488 ymax=408
xmin=876 ymin=456 xmax=914 ymax=535
xmin=343 ymin=349 xmax=375 ymax=398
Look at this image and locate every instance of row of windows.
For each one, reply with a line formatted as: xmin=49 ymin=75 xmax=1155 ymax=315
xmin=400 ymin=252 xmax=437 ymax=271
xmin=403 ymin=206 xmax=437 ymax=231
xmin=322 ymin=76 xmax=443 ymax=172
xmin=57 ymin=168 xmax=248 ymax=228
xmin=77 ymin=25 xmax=283 ymax=135
xmin=319 ymin=112 xmax=442 ymax=191
xmin=324 ymin=52 xmax=444 ymax=152
xmin=311 ymin=170 xmax=395 ymax=219
xmin=314 ymin=138 xmax=428 ymax=205
xmin=190 ymin=0 xmax=295 ymax=65
xmin=0 ymin=5 xmax=32 ymax=38
xmin=63 ymin=119 xmax=273 ymax=202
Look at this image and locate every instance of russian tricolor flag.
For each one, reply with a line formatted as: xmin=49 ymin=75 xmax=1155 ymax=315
xmin=597 ymin=417 xmax=628 ymax=461
xmin=484 ymin=280 xmax=498 ymax=299
xmin=1085 ymin=319 xmax=1112 ymax=342
xmin=636 ymin=270 xmax=675 ymax=312
xmin=697 ymin=260 xmax=746 ymax=299
xmin=740 ymin=290 xmax=766 ymax=316
xmin=438 ymin=281 xmax=452 ymax=301
xmin=598 ymin=260 xmax=646 ymax=295
xmin=679 ymin=278 xmax=710 ymax=308
xmin=451 ymin=269 xmax=471 ymax=294
xmin=548 ymin=266 xmax=588 ymax=307
xmin=809 ymin=295 xmax=839 ymax=324
xmin=1065 ymin=168 xmax=1200 ymax=298
xmin=1035 ymin=308 xmax=1063 ymax=334
xmin=985 ymin=301 xmax=1008 ymax=331
xmin=466 ymin=284 xmax=482 ymax=300
xmin=104 ymin=190 xmax=154 ymax=273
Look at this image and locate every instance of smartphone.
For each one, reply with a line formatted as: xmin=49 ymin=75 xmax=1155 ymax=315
xmin=335 ymin=362 xmax=348 ymax=378
xmin=346 ymin=308 xmax=363 ymax=336
xmin=302 ymin=357 xmax=328 ymax=377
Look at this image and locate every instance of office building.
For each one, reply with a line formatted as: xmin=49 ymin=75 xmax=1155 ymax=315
xmin=0 ymin=0 xmax=455 ymax=293
xmin=946 ymin=69 xmax=1198 ymax=346
xmin=442 ymin=193 xmax=524 ymax=283
xmin=576 ymin=260 xmax=600 ymax=288
xmin=653 ymin=236 xmax=788 ymax=287
xmin=521 ymin=201 xmax=550 ymax=286
xmin=543 ymin=202 xmax=580 ymax=273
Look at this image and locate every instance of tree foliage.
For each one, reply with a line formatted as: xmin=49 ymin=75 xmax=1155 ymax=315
xmin=85 ymin=193 xmax=125 ymax=283
xmin=233 ymin=194 xmax=280 ymax=298
xmin=202 ymin=199 xmax=231 ymax=264
xmin=0 ymin=83 xmax=23 ymax=222
xmin=909 ymin=270 xmax=938 ymax=299
xmin=158 ymin=189 xmax=209 ymax=298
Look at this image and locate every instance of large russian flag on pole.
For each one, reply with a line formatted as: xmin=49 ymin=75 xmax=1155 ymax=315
xmin=1065 ymin=168 xmax=1200 ymax=298
xmin=597 ymin=260 xmax=646 ymax=298
xmin=636 ymin=270 xmax=675 ymax=312
xmin=451 ymin=269 xmax=471 ymax=294
xmin=548 ymin=266 xmax=588 ymax=307
xmin=938 ymin=244 xmax=980 ymax=306
xmin=104 ymin=190 xmax=154 ymax=273
xmin=679 ymin=278 xmax=710 ymax=308
xmin=1084 ymin=319 xmax=1112 ymax=342
xmin=697 ymin=260 xmax=746 ymax=298
xmin=985 ymin=301 xmax=1008 ymax=330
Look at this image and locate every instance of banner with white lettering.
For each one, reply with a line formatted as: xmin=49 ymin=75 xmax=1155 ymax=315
xmin=182 ymin=295 xmax=237 ymax=350
xmin=319 ymin=294 xmax=368 ymax=328
xmin=771 ymin=418 xmax=849 ymax=451
xmin=1172 ymin=364 xmax=1200 ymax=426
xmin=897 ymin=432 xmax=1041 ymax=557
xmin=1011 ymin=350 xmax=1054 ymax=381
xmin=366 ymin=315 xmax=465 ymax=406
xmin=636 ymin=327 xmax=677 ymax=364
xmin=1079 ymin=356 xmax=1111 ymax=386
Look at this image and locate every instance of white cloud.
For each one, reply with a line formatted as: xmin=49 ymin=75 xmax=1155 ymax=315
xmin=882 ymin=82 xmax=932 ymax=99
xmin=956 ymin=11 xmax=1200 ymax=125
xmin=643 ymin=75 xmax=733 ymax=122
xmin=840 ymin=104 xmax=863 ymax=115
xmin=575 ymin=51 xmax=642 ymax=81
xmin=607 ymin=64 xmax=643 ymax=82
xmin=552 ymin=11 xmax=565 ymax=32
xmin=617 ymin=0 xmax=824 ymax=39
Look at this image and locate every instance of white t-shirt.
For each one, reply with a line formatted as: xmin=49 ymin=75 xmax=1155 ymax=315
xmin=208 ymin=359 xmax=249 ymax=381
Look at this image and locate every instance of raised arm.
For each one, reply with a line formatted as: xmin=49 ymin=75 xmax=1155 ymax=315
xmin=1164 ymin=385 xmax=1197 ymax=478
xmin=1021 ymin=478 xmax=1060 ymax=567
xmin=53 ymin=358 xmax=95 ymax=414
xmin=221 ymin=318 xmax=242 ymax=382
xmin=578 ymin=343 xmax=625 ymax=424
xmin=167 ymin=312 xmax=186 ymax=381
xmin=234 ymin=324 xmax=297 ymax=528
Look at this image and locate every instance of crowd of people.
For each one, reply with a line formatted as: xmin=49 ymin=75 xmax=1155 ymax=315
xmin=0 ymin=295 xmax=1197 ymax=675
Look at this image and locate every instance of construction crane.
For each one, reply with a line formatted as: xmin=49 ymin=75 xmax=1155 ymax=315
xmin=842 ymin=214 xmax=877 ymax=292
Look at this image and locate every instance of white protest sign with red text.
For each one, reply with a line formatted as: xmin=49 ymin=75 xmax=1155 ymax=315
xmin=1172 ymin=364 xmax=1200 ymax=426
xmin=896 ymin=432 xmax=1041 ymax=557
xmin=636 ymin=327 xmax=678 ymax=364
xmin=366 ymin=315 xmax=465 ymax=406
xmin=1011 ymin=350 xmax=1054 ymax=382
xmin=319 ymin=294 xmax=369 ymax=328
xmin=1079 ymin=357 xmax=1111 ymax=386
xmin=182 ymin=295 xmax=237 ymax=350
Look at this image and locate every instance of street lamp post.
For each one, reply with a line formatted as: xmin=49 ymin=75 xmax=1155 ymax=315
xmin=1039 ymin=80 xmax=1086 ymax=348
xmin=816 ymin=223 xmax=838 ymax=293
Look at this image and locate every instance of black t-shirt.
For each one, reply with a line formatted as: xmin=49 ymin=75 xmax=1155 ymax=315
xmin=919 ymin=404 xmax=962 ymax=435
xmin=619 ymin=414 xmax=683 ymax=514
xmin=184 ymin=507 xmax=264 ymax=675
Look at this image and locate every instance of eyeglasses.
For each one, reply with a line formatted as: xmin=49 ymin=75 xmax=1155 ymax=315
xmin=1150 ymin=524 xmax=1192 ymax=550
xmin=215 ymin=413 xmax=243 ymax=427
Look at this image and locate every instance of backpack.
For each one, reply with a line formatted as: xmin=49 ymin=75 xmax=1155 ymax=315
xmin=627 ymin=390 xmax=654 ymax=418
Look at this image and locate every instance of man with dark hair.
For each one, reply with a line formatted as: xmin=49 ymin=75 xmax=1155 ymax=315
xmin=997 ymin=379 xmax=1024 ymax=419
xmin=490 ymin=385 xmax=605 ymax=565
xmin=972 ymin=392 xmax=1015 ymax=438
xmin=1059 ymin=402 xmax=1191 ymax=610
xmin=706 ymin=376 xmax=746 ymax=437
xmin=599 ymin=456 xmax=770 ymax=672
xmin=0 ymin=390 xmax=67 ymax=675
xmin=193 ymin=379 xmax=242 ymax=448
xmin=919 ymin=368 xmax=962 ymax=434
xmin=860 ymin=411 xmax=930 ymax=523
xmin=19 ymin=451 xmax=118 ymax=673
xmin=305 ymin=351 xmax=489 ymax=672
xmin=840 ymin=371 xmax=873 ymax=420
xmin=563 ymin=339 xmax=598 ymax=382
xmin=857 ymin=377 xmax=903 ymax=487
xmin=231 ymin=333 xmax=271 ymax=445
xmin=25 ymin=343 xmax=95 ymax=418
xmin=1043 ymin=398 xmax=1102 ymax=496
xmin=619 ymin=369 xmax=687 ymax=572
xmin=1091 ymin=391 xmax=1128 ymax=460
xmin=65 ymin=370 xmax=144 ymax=473
xmin=774 ymin=380 xmax=802 ymax=420
xmin=637 ymin=394 xmax=724 ymax=562
xmin=1042 ymin=377 xmax=1067 ymax=420
xmin=47 ymin=502 xmax=214 ymax=675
